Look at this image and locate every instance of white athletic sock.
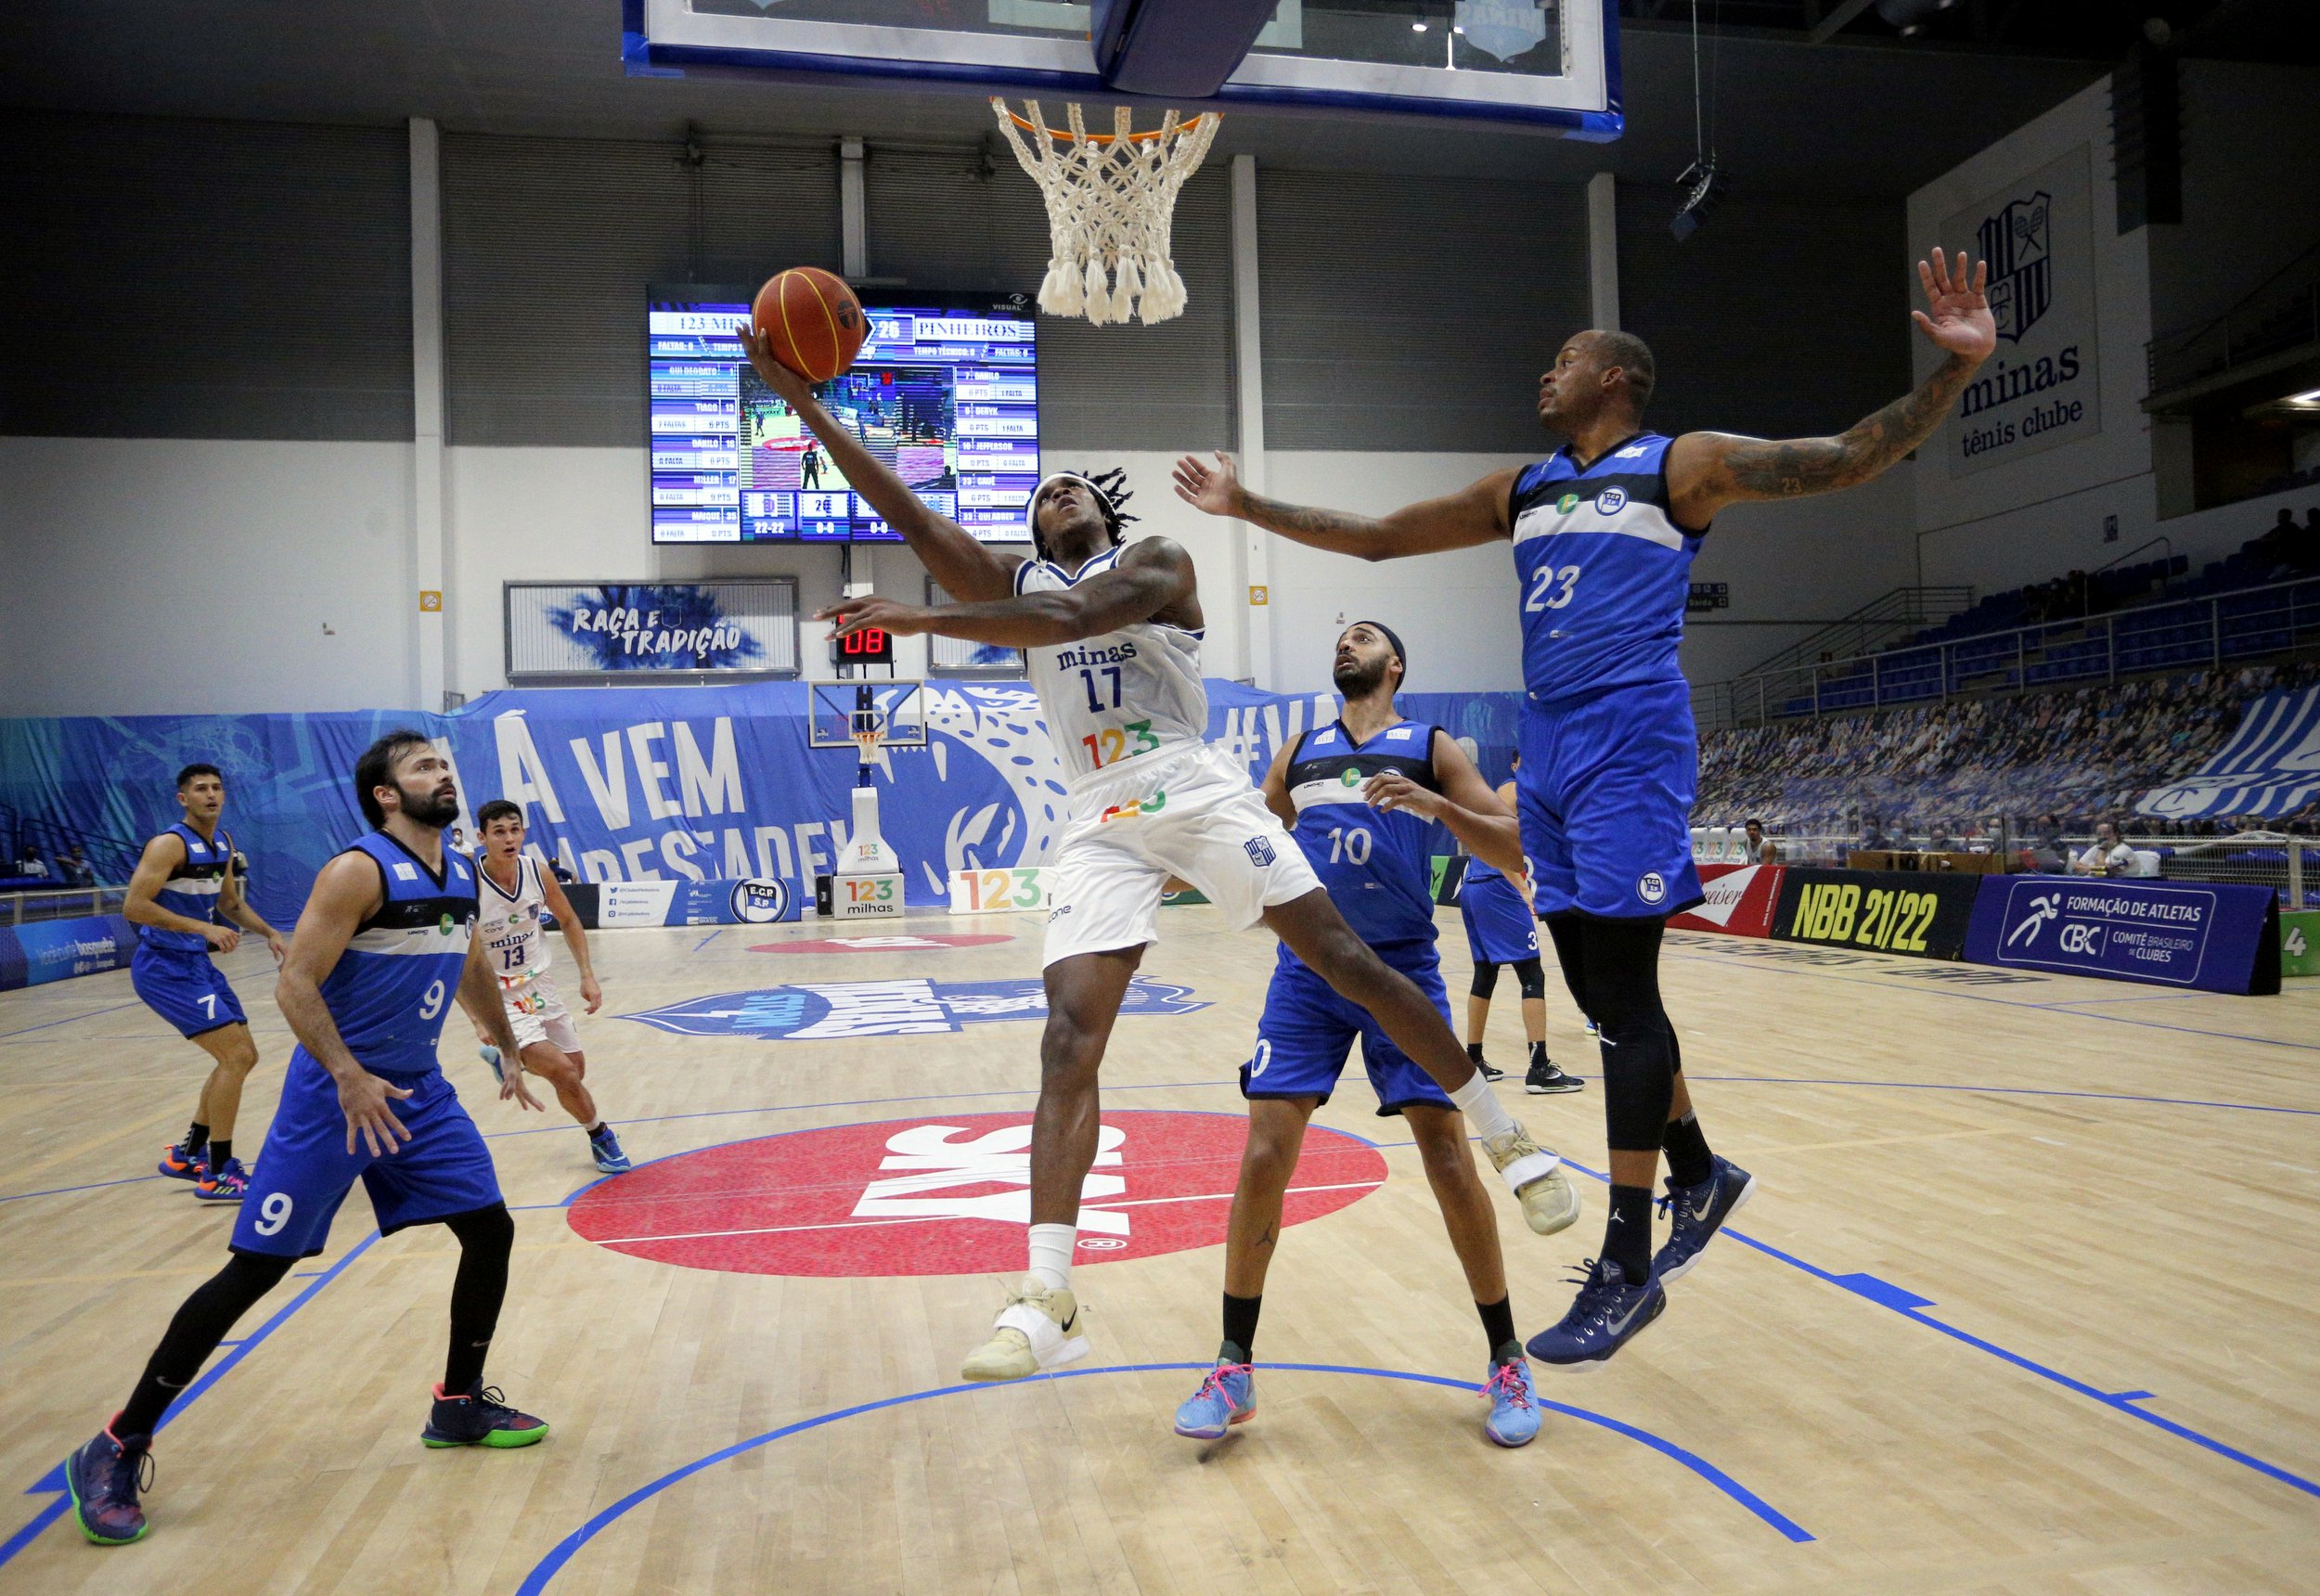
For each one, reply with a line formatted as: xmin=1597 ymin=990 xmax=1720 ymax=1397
xmin=1450 ymin=1071 xmax=1519 ymax=1142
xmin=1027 ymin=1223 xmax=1076 ymax=1292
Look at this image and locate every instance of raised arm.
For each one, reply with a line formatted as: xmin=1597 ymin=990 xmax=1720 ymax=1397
xmin=123 ymin=833 xmax=237 ymax=951
xmin=1173 ymin=451 xmax=1515 ymax=562
xmin=818 ymin=536 xmax=1197 ymax=650
xmin=736 ymin=326 xmax=1022 ymax=602
xmin=1667 ymin=247 xmax=1997 ymax=528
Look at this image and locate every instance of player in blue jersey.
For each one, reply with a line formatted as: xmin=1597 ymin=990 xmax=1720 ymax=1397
xmin=66 ymin=731 xmax=550 ymax=1547
xmin=1174 ymin=622 xmax=1551 ymax=1448
xmin=1458 ymin=752 xmax=1583 ymax=1096
xmin=1179 ymin=247 xmax=1998 ymax=1368
xmin=128 ymin=764 xmax=288 ymax=1203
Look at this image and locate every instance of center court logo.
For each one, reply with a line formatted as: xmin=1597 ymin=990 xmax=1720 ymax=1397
xmin=620 ymin=975 xmax=1205 ymax=1041
xmin=563 ymin=1110 xmax=1388 ymax=1278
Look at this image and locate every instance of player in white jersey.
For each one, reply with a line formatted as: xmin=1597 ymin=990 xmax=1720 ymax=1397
xmin=467 ymin=800 xmax=632 ymax=1174
xmin=740 ymin=327 xmax=1579 ymax=1385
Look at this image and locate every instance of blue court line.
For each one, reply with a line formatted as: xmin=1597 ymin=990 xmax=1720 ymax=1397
xmin=690 ymin=930 xmax=723 ymax=954
xmin=0 ymin=1174 xmax=165 ymax=1205
xmin=513 ymin=1360 xmax=1812 ymax=1592
xmin=0 ymin=1000 xmax=146 ymax=1043
xmin=1667 ymin=1074 xmax=2320 ymax=1119
xmin=0 ymin=1231 xmax=380 ymax=1570
xmin=2040 ymin=993 xmax=2203 ymax=1006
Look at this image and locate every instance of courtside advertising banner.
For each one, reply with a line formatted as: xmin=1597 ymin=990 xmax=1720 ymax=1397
xmin=1668 ymin=864 xmax=1784 ymax=938
xmin=1771 ymin=869 xmax=1979 ymax=960
xmin=0 ymin=913 xmax=133 ymax=992
xmin=1964 ymin=876 xmax=2280 ymax=994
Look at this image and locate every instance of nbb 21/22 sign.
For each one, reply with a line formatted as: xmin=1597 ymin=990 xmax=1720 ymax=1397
xmin=1772 ymin=869 xmax=1981 ymax=960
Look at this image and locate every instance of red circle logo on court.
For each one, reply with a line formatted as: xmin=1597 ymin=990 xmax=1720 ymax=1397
xmin=565 ymin=1110 xmax=1388 ymax=1278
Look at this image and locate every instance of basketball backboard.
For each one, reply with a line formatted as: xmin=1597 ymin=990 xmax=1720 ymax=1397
xmin=808 ymin=679 xmax=929 ymax=752
xmin=623 ymin=2 xmax=1620 ymax=139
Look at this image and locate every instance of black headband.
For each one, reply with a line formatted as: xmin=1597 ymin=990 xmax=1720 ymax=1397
xmin=1347 ymin=620 xmax=1408 ymax=688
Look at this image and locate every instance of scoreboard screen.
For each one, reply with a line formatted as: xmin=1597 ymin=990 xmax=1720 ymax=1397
xmin=647 ymin=286 xmax=1038 ymax=545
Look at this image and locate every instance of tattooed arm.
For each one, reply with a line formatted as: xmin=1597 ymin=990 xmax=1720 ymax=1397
xmin=1172 ymin=452 xmax=1517 ymax=560
xmin=1667 ymin=246 xmax=1998 ymax=529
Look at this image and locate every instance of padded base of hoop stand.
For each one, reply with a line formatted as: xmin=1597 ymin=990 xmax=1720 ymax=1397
xmin=815 ymin=873 xmax=906 ymax=920
xmin=1092 ymin=0 xmax=1277 ymax=97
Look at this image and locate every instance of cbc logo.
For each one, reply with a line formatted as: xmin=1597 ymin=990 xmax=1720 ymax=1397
xmin=729 ymin=878 xmax=793 ymax=924
xmin=2058 ymin=923 xmax=2100 ymax=954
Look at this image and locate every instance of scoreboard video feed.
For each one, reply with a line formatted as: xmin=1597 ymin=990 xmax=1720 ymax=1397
xmin=647 ymin=290 xmax=1038 ymax=544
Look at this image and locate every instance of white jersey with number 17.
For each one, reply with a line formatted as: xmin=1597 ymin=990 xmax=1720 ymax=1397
xmin=1016 ymin=546 xmax=1208 ymax=792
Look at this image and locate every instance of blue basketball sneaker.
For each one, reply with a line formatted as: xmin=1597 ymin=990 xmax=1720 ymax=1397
xmin=193 ymin=1157 xmax=250 ymax=1203
xmin=588 ymin=1124 xmax=633 ymax=1174
xmin=1525 ymin=1258 xmax=1666 ymax=1371
xmin=1480 ymin=1358 xmax=1541 ymax=1447
xmin=478 ymin=1044 xmax=506 ymax=1086
xmin=421 ymin=1383 xmax=549 ymax=1448
xmin=157 ymin=1141 xmax=205 ymax=1182
xmin=1172 ymin=1362 xmax=1256 ymax=1440
xmin=64 ymin=1421 xmax=152 ymax=1545
xmin=1653 ymin=1156 xmax=1756 ymax=1285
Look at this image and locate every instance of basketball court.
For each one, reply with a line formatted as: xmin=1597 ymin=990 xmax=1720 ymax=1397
xmin=7 ymin=0 xmax=2320 ymax=1590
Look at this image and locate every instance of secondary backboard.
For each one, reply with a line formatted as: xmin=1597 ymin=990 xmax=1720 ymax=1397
xmin=623 ymin=1 xmax=1621 ymax=139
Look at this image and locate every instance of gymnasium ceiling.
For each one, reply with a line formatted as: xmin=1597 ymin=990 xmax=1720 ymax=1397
xmin=2 ymin=1 xmax=2302 ymax=196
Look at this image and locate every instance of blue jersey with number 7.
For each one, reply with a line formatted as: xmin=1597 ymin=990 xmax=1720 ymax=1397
xmin=320 ymin=832 xmax=479 ymax=1075
xmin=1510 ymin=431 xmax=1707 ymax=703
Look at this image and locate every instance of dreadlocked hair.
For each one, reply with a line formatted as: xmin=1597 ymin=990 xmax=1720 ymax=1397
xmin=1032 ymin=467 xmax=1138 ymax=561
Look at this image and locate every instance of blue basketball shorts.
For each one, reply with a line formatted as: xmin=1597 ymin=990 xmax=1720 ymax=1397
xmin=1516 ymin=678 xmax=1705 ymax=921
xmin=131 ymin=944 xmax=247 ymax=1039
xmin=1242 ymin=944 xmax=1455 ymax=1115
xmin=1458 ymin=871 xmax=1539 ymax=965
xmin=231 ymin=1050 xmax=503 ymax=1259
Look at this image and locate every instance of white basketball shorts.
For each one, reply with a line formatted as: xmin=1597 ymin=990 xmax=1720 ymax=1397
xmin=1042 ymin=740 xmax=1320 ymax=968
xmin=500 ymin=971 xmax=581 ymax=1055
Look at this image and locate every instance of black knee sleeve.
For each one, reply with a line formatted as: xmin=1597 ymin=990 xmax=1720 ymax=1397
xmin=1469 ymin=961 xmax=1502 ymax=999
xmin=443 ymin=1203 xmax=514 ymax=1394
xmin=1579 ymin=917 xmax=1676 ymax=1152
xmin=1513 ymin=958 xmax=1545 ymax=1001
xmin=1543 ymin=912 xmax=1592 ymax=1020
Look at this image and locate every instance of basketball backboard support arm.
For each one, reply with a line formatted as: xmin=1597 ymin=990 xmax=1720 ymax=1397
xmin=623 ymin=0 xmax=1621 ymax=139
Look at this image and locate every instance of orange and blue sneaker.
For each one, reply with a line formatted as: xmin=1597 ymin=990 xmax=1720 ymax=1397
xmin=1172 ymin=1361 xmax=1255 ymax=1440
xmin=64 ymin=1420 xmax=152 ymax=1545
xmin=193 ymin=1157 xmax=250 ymax=1203
xmin=421 ymin=1383 xmax=549 ymax=1448
xmin=1480 ymin=1357 xmax=1542 ymax=1447
xmin=156 ymin=1141 xmax=205 ymax=1182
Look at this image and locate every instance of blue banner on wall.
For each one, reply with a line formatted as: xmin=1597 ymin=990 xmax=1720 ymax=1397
xmin=505 ymin=581 xmax=799 ymax=677
xmin=0 ymin=913 xmax=134 ymax=993
xmin=1964 ymin=875 xmax=2278 ymax=994
xmin=0 ymin=681 xmax=1523 ymax=933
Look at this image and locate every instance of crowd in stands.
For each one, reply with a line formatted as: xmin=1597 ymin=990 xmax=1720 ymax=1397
xmin=5 ymin=840 xmax=99 ymax=889
xmin=1698 ymin=658 xmax=2320 ymax=841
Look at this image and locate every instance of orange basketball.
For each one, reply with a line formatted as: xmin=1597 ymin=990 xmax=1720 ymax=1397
xmin=752 ymin=267 xmax=865 ymax=383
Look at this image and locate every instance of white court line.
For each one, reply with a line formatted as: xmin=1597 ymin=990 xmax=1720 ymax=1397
xmin=588 ymin=1178 xmax=1385 ymax=1247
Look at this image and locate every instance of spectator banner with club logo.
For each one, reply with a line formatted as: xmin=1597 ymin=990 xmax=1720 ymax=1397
xmin=1771 ymin=869 xmax=1981 ymax=960
xmin=2134 ymin=684 xmax=2320 ymax=820
xmin=1668 ymin=863 xmax=1785 ymax=938
xmin=1964 ymin=876 xmax=2281 ymax=995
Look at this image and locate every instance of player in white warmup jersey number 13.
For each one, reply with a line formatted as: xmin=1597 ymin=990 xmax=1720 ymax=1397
xmin=738 ymin=326 xmax=1579 ymax=1386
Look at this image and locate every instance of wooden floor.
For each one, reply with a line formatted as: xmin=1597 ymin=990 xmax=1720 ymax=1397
xmin=3 ymin=906 xmax=2318 ymax=1595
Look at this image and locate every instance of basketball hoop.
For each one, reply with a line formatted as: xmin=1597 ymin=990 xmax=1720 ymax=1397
xmin=990 ymin=98 xmax=1220 ymax=327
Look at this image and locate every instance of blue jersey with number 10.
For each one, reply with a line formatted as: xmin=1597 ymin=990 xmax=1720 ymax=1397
xmin=1282 ymin=719 xmax=1444 ymax=949
xmin=1511 ymin=431 xmax=1706 ymax=703
xmin=320 ymin=832 xmax=478 ymax=1076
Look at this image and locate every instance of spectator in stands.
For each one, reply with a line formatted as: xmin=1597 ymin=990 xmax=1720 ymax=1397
xmin=2030 ymin=814 xmax=2068 ymax=872
xmin=2072 ymin=819 xmax=2133 ymax=877
xmin=549 ymin=858 xmax=577 ymax=885
xmin=58 ymin=845 xmax=94 ymax=887
xmin=1927 ymin=819 xmax=1954 ymax=854
xmin=14 ymin=843 xmax=48 ymax=880
xmin=1743 ymin=818 xmax=1777 ymax=865
xmin=1859 ymin=814 xmax=1891 ymax=851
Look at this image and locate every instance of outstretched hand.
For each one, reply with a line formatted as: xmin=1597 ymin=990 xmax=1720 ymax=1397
xmin=1170 ymin=451 xmax=1241 ymax=517
xmin=736 ymin=323 xmax=818 ymax=408
xmin=816 ymin=594 xmax=932 ymax=638
xmin=1912 ymin=247 xmax=1996 ymax=365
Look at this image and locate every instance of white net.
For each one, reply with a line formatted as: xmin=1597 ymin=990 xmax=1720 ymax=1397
xmin=990 ymin=99 xmax=1221 ymax=327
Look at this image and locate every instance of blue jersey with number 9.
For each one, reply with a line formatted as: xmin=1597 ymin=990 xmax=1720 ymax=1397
xmin=320 ymin=832 xmax=478 ymax=1075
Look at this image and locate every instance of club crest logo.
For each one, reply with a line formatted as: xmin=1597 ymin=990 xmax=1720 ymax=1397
xmin=1636 ymin=870 xmax=1667 ymax=905
xmin=1595 ymin=487 xmax=1629 ymax=515
xmin=1978 ymin=189 xmax=2052 ymax=343
xmin=728 ymin=878 xmax=792 ymax=924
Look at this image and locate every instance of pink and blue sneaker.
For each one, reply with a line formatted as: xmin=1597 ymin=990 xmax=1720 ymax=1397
xmin=64 ymin=1420 xmax=152 ymax=1545
xmin=193 ymin=1157 xmax=250 ymax=1203
xmin=1480 ymin=1357 xmax=1542 ymax=1446
xmin=1172 ymin=1362 xmax=1256 ymax=1440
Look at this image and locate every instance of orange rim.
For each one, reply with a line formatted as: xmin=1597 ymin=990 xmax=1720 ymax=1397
xmin=999 ymin=108 xmax=1214 ymax=146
